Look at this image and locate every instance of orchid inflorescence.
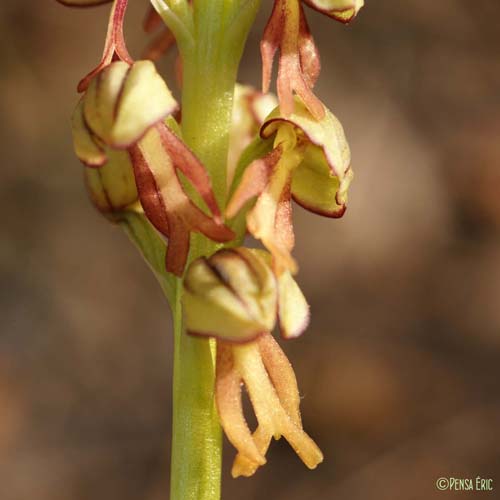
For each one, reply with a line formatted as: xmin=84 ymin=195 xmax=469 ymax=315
xmin=58 ymin=0 xmax=363 ymax=484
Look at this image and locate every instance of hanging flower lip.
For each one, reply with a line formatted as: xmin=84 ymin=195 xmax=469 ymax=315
xmin=216 ymin=334 xmax=323 ymax=477
xmin=76 ymin=0 xmax=132 ymax=92
xmin=183 ymin=248 xmax=309 ymax=342
xmin=302 ymin=0 xmax=364 ymax=23
xmin=261 ymin=0 xmax=324 ymax=120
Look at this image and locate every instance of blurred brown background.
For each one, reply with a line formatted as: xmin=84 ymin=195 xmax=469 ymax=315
xmin=1 ymin=1 xmax=499 ymax=499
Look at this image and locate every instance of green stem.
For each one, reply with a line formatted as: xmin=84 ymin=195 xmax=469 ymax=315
xmin=120 ymin=212 xmax=220 ymax=499
xmin=167 ymin=1 xmax=262 ymax=499
xmin=170 ymin=279 xmax=222 ymax=500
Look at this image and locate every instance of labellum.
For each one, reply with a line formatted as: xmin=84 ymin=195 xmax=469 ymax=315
xmin=216 ymin=334 xmax=323 ymax=477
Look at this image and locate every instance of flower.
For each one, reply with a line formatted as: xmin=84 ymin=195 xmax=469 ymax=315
xmin=183 ymin=248 xmax=322 ymax=475
xmin=226 ymin=98 xmax=352 ymax=273
xmin=72 ymin=60 xmax=234 ymax=275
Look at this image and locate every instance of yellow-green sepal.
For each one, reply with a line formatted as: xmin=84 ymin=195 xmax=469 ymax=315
xmin=84 ymin=146 xmax=138 ymax=216
xmin=83 ymin=60 xmax=178 ymax=148
xmin=277 ymin=270 xmax=310 ymax=339
xmin=71 ymin=99 xmax=107 ymax=167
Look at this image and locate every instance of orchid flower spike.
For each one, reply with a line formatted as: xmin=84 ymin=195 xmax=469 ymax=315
xmin=72 ymin=60 xmax=233 ymax=275
xmin=57 ymin=0 xmax=365 ymax=488
xmin=182 ymin=248 xmax=321 ymax=475
xmin=227 ymin=98 xmax=352 ymax=274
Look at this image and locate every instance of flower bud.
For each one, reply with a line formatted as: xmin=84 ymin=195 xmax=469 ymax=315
xmin=183 ymin=248 xmax=278 ymax=343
